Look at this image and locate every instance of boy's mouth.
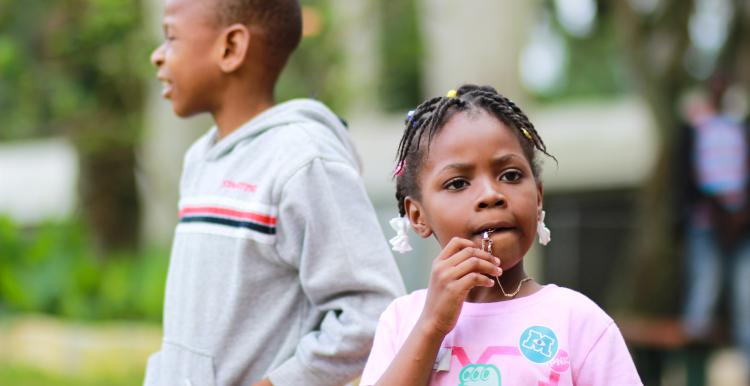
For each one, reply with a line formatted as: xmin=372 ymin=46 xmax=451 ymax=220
xmin=158 ymin=78 xmax=173 ymax=98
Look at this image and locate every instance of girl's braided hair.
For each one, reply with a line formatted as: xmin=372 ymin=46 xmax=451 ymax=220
xmin=394 ymin=84 xmax=555 ymax=216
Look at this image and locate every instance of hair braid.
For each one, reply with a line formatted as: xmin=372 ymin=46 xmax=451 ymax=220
xmin=424 ymin=97 xmax=466 ymax=146
xmin=396 ymin=96 xmax=442 ymax=164
xmin=394 ymin=84 xmax=555 ymax=217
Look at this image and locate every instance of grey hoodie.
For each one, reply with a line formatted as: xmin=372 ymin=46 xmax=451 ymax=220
xmin=144 ymin=99 xmax=405 ymax=386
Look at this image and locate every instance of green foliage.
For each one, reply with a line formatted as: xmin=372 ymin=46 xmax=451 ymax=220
xmin=555 ymin=19 xmax=627 ymax=99
xmin=378 ymin=0 xmax=424 ymax=111
xmin=532 ymin=2 xmax=628 ymax=103
xmin=0 ymin=0 xmax=150 ymax=146
xmin=0 ymin=0 xmax=150 ymax=253
xmin=0 ymin=217 xmax=167 ymax=321
xmin=277 ymin=0 xmax=350 ymax=113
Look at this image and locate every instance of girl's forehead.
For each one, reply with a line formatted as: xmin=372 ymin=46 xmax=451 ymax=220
xmin=421 ymin=111 xmax=530 ymax=169
xmin=432 ymin=111 xmax=521 ymax=150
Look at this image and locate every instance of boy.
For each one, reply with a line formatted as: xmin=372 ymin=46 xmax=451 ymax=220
xmin=145 ymin=0 xmax=406 ymax=385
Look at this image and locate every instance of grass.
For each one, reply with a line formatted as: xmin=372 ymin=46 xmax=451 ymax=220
xmin=0 ymin=364 xmax=143 ymax=386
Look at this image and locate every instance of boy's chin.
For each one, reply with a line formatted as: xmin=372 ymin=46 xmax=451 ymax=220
xmin=171 ymin=103 xmax=202 ymax=118
xmin=173 ymin=108 xmax=193 ymax=118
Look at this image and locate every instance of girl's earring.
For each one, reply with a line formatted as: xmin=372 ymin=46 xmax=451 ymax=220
xmin=389 ymin=216 xmax=412 ymax=253
xmin=537 ymin=210 xmax=551 ymax=246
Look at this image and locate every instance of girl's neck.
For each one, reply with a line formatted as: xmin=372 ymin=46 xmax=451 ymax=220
xmin=465 ymin=262 xmax=541 ymax=303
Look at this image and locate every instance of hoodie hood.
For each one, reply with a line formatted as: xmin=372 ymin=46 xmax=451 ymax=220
xmin=202 ymin=99 xmax=361 ymax=170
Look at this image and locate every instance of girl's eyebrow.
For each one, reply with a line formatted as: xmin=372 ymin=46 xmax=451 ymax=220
xmin=438 ymin=154 xmax=523 ymax=174
xmin=438 ymin=162 xmax=473 ymax=174
xmin=491 ymin=154 xmax=521 ymax=165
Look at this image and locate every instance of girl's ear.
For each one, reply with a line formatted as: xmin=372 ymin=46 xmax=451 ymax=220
xmin=404 ymin=196 xmax=432 ymax=238
xmin=536 ymin=181 xmax=544 ymax=212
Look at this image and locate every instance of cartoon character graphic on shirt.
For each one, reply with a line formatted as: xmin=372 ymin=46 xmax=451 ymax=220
xmin=519 ymin=326 xmax=558 ymax=363
xmin=452 ymin=326 xmax=566 ymax=386
xmin=458 ymin=364 xmax=501 ymax=386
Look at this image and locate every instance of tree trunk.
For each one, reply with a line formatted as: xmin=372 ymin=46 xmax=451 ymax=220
xmin=78 ymin=142 xmax=140 ymax=255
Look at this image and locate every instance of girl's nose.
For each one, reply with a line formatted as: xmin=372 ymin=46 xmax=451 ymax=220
xmin=476 ymin=182 xmax=506 ymax=209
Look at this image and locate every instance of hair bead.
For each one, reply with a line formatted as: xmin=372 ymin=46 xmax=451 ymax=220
xmin=521 ymin=127 xmax=533 ymax=140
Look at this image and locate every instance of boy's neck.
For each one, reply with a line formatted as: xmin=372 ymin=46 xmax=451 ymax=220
xmin=212 ymin=85 xmax=275 ymax=141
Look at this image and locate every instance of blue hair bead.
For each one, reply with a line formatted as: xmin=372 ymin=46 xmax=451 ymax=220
xmin=405 ymin=110 xmax=416 ymax=126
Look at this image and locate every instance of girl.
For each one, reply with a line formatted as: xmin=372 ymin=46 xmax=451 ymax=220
xmin=360 ymin=85 xmax=642 ymax=385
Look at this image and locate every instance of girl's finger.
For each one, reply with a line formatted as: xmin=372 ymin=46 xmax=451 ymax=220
xmin=435 ymin=237 xmax=474 ymax=261
xmin=454 ymin=272 xmax=495 ymax=292
xmin=443 ymin=246 xmax=500 ymax=268
xmin=449 ymin=256 xmax=503 ymax=280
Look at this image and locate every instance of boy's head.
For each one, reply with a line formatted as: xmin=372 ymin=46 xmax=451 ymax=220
xmin=150 ymin=0 xmax=302 ymax=117
xmin=213 ymin=0 xmax=302 ymax=74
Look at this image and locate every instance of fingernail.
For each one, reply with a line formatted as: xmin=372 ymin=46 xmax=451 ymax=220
xmin=495 ymin=257 xmax=501 ymax=265
xmin=496 ymin=267 xmax=503 ymax=275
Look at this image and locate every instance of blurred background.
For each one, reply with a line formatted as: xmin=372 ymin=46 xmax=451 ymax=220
xmin=1 ymin=0 xmax=749 ymax=384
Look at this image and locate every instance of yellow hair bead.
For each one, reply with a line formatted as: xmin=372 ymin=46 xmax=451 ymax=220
xmin=521 ymin=127 xmax=533 ymax=140
xmin=446 ymin=89 xmax=457 ymax=98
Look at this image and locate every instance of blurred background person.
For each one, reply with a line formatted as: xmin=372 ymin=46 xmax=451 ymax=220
xmin=674 ymin=72 xmax=750 ymax=368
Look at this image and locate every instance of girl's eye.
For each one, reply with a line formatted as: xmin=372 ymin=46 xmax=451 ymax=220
xmin=500 ymin=170 xmax=523 ymax=182
xmin=445 ymin=178 xmax=469 ymax=190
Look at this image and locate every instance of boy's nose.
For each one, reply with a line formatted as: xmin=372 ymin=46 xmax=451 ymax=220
xmin=150 ymin=44 xmax=165 ymax=67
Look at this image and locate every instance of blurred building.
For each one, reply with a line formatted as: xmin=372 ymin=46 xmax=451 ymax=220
xmin=0 ymin=0 xmax=657 ymax=298
xmin=133 ymin=0 xmax=657 ymax=297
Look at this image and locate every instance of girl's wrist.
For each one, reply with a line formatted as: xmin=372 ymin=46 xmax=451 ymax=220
xmin=415 ymin=315 xmax=451 ymax=342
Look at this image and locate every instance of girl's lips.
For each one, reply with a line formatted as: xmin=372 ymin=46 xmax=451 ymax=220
xmin=473 ymin=227 xmax=515 ymax=248
xmin=474 ymin=226 xmax=514 ymax=237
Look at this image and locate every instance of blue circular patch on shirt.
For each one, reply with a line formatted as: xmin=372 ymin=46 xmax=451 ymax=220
xmin=519 ymin=325 xmax=559 ymax=363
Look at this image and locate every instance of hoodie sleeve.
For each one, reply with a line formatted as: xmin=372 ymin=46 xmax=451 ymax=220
xmin=268 ymin=157 xmax=406 ymax=386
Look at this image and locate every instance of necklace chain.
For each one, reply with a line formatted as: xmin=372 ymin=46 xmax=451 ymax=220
xmin=495 ymin=276 xmax=532 ymax=298
xmin=482 ymin=230 xmax=532 ymax=298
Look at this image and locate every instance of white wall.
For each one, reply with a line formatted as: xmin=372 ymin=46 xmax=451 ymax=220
xmin=0 ymin=139 xmax=78 ymax=224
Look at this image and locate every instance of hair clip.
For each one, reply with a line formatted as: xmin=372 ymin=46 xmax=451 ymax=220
xmin=521 ymin=127 xmax=533 ymax=141
xmin=446 ymin=89 xmax=457 ymax=98
xmin=393 ymin=160 xmax=406 ymax=177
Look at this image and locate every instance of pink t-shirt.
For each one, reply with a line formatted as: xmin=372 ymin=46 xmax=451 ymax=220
xmin=360 ymin=284 xmax=642 ymax=386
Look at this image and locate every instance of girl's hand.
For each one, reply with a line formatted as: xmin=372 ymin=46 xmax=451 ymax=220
xmin=418 ymin=237 xmax=501 ymax=336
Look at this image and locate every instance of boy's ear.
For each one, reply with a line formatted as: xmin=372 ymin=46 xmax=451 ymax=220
xmin=217 ymin=23 xmax=250 ymax=73
xmin=404 ymin=197 xmax=432 ymax=238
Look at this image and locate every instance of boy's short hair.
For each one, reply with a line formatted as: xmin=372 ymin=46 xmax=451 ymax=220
xmin=215 ymin=0 xmax=302 ymax=69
